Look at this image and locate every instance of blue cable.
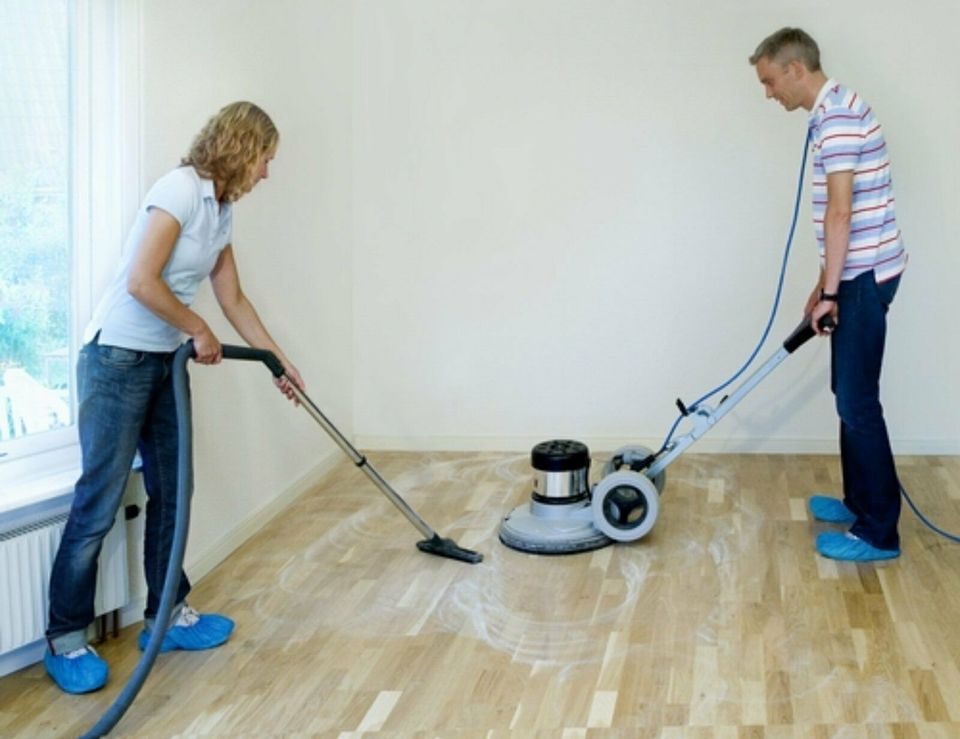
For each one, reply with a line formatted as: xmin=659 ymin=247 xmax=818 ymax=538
xmin=654 ymin=128 xmax=960 ymax=546
xmin=900 ymin=485 xmax=960 ymax=543
xmin=658 ymin=128 xmax=810 ymax=454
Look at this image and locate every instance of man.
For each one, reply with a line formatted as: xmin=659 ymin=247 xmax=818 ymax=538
xmin=750 ymin=28 xmax=907 ymax=561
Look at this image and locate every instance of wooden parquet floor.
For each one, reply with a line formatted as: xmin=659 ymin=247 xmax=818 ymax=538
xmin=2 ymin=452 xmax=960 ymax=737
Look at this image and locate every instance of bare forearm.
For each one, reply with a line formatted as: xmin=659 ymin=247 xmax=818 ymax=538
xmin=822 ymin=208 xmax=851 ymax=293
xmin=221 ymin=294 xmax=288 ymax=362
xmin=207 ymin=245 xmax=301 ymax=390
xmin=128 ymin=276 xmax=208 ymax=337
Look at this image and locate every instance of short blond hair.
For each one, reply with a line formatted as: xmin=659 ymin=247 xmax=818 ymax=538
xmin=182 ymin=101 xmax=279 ymax=202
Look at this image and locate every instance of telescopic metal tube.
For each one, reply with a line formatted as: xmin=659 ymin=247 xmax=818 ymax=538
xmin=287 ymin=384 xmax=436 ymax=540
xmin=216 ymin=343 xmax=478 ymax=559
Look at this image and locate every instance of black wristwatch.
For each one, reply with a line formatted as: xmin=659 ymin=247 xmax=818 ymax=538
xmin=819 ymin=289 xmax=839 ymax=303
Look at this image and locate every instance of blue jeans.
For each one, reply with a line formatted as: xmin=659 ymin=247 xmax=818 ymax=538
xmin=46 ymin=337 xmax=191 ymax=652
xmin=831 ymin=270 xmax=901 ymax=551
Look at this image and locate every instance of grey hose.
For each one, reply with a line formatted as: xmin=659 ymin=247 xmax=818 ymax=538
xmin=80 ymin=342 xmax=195 ymax=738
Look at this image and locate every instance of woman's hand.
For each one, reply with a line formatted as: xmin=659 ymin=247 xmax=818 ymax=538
xmin=274 ymin=361 xmax=305 ymax=404
xmin=192 ymin=324 xmax=222 ymax=364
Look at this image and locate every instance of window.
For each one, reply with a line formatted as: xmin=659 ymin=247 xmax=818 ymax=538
xmin=0 ymin=1 xmax=73 ymax=451
xmin=0 ymin=0 xmax=140 ymax=499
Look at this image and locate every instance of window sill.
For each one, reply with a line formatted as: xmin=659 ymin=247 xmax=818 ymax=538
xmin=0 ymin=443 xmax=81 ymax=521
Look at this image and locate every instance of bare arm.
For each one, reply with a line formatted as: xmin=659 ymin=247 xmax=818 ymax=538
xmin=126 ymin=208 xmax=222 ymax=363
xmin=810 ymin=170 xmax=853 ymax=335
xmin=209 ymin=245 xmax=305 ymax=399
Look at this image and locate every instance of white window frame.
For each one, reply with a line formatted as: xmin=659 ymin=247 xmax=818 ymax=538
xmin=0 ymin=0 xmax=142 ymax=510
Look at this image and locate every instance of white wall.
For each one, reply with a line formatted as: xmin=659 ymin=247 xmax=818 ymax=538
xmin=141 ymin=0 xmax=354 ymax=575
xmin=134 ymin=0 xmax=958 ymax=580
xmin=351 ymin=0 xmax=960 ymax=454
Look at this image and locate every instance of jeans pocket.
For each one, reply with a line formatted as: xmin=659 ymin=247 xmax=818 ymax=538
xmin=97 ymin=344 xmax=145 ymax=368
xmin=876 ymin=275 xmax=901 ymax=308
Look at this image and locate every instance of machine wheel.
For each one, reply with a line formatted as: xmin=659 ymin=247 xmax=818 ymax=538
xmin=591 ymin=471 xmax=660 ymax=542
xmin=601 ymin=445 xmax=666 ymax=493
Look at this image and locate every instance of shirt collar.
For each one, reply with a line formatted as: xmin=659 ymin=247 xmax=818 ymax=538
xmin=198 ymin=174 xmax=217 ymax=202
xmin=809 ymin=78 xmax=837 ymax=119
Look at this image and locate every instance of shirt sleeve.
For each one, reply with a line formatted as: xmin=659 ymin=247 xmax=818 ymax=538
xmin=143 ymin=167 xmax=199 ymax=226
xmin=816 ymin=105 xmax=863 ymax=174
xmin=215 ymin=205 xmax=233 ymax=250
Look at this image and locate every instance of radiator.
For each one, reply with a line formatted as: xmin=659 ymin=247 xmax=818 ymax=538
xmin=0 ymin=507 xmax=129 ymax=656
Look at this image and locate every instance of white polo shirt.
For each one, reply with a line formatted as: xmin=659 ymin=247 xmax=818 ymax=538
xmin=84 ymin=166 xmax=233 ymax=352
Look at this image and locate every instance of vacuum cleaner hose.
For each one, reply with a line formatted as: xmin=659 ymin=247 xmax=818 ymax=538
xmin=81 ymin=338 xmax=476 ymax=734
xmin=214 ymin=345 xmax=482 ymax=563
xmin=220 ymin=345 xmax=285 ymax=377
xmin=81 ymin=342 xmax=197 ymax=738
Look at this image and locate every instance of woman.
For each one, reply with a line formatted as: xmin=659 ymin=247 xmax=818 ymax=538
xmin=44 ymin=102 xmax=303 ymax=694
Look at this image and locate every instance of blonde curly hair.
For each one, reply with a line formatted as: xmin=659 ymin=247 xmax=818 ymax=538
xmin=182 ymin=101 xmax=279 ymax=202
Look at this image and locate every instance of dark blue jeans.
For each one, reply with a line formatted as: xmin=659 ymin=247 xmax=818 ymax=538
xmin=831 ymin=270 xmax=901 ymax=551
xmin=46 ymin=338 xmax=191 ymax=652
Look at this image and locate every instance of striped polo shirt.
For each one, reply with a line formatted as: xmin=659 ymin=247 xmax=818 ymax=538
xmin=808 ymin=79 xmax=907 ymax=283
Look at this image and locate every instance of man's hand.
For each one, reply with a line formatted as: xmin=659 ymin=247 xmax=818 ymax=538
xmin=811 ymin=299 xmax=838 ymax=336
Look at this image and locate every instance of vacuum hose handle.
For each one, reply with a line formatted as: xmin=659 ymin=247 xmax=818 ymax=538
xmin=184 ymin=340 xmax=286 ymax=378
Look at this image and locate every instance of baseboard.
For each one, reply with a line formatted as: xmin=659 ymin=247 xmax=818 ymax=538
xmin=183 ymin=451 xmax=341 ymax=587
xmin=353 ymin=434 xmax=960 ymax=456
xmin=117 ymin=451 xmax=341 ymax=629
xmin=0 ymin=640 xmax=46 ymax=679
xmin=0 ymin=450 xmax=344 ymax=678
xmin=118 ymin=452 xmax=341 ymax=627
xmin=353 ymin=434 xmax=832 ymax=454
xmin=0 ymin=621 xmax=113 ymax=678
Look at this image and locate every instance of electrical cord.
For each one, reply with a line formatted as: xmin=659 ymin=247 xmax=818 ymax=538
xmin=654 ymin=128 xmax=959 ymax=545
xmin=658 ymin=129 xmax=810 ymax=455
xmin=900 ymin=484 xmax=960 ymax=542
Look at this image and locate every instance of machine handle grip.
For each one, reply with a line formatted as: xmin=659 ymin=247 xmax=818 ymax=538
xmin=782 ymin=314 xmax=837 ymax=354
xmin=183 ymin=340 xmax=286 ymax=378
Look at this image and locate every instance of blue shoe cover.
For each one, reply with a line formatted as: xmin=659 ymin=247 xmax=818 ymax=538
xmin=138 ymin=606 xmax=234 ymax=653
xmin=44 ymin=646 xmax=108 ymax=694
xmin=809 ymin=495 xmax=856 ymax=524
xmin=816 ymin=531 xmax=900 ymax=562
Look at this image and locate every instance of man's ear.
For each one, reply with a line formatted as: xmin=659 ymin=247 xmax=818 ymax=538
xmin=787 ymin=58 xmax=806 ymax=79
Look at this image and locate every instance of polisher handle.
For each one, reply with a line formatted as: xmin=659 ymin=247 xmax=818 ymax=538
xmin=782 ymin=314 xmax=837 ymax=354
xmin=184 ymin=340 xmax=286 ymax=378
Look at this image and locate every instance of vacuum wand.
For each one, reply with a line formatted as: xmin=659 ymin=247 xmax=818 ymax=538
xmin=217 ymin=343 xmax=482 ymax=564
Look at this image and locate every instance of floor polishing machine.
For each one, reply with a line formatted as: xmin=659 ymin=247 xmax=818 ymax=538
xmin=498 ymin=314 xmax=830 ymax=555
xmin=500 ymin=129 xmax=822 ymax=556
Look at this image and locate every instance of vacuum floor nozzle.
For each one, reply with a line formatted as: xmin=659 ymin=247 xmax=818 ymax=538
xmin=417 ymin=534 xmax=484 ymax=563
